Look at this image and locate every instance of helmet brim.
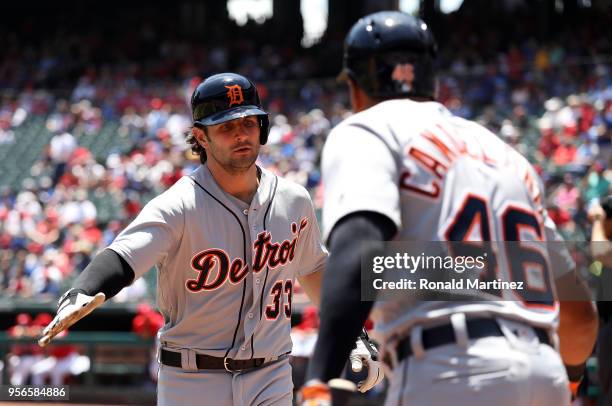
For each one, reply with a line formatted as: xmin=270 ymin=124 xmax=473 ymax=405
xmin=194 ymin=105 xmax=268 ymax=127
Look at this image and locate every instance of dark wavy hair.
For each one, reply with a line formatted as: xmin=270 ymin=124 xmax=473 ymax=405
xmin=186 ymin=125 xmax=207 ymax=164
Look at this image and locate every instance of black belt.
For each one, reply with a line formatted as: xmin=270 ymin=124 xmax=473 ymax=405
xmin=394 ymin=318 xmax=550 ymax=363
xmin=160 ymin=349 xmax=267 ymax=372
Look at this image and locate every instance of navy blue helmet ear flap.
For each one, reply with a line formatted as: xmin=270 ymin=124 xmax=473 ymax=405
xmin=190 ymin=72 xmax=270 ymax=145
xmin=341 ymin=11 xmax=437 ymax=100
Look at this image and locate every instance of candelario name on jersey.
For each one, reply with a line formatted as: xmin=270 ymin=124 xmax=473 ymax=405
xmin=373 ymin=278 xmax=524 ymax=291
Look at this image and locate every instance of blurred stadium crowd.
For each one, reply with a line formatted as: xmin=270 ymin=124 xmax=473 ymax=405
xmin=1 ymin=7 xmax=611 ymax=302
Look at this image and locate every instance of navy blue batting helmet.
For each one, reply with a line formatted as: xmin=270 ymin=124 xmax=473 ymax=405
xmin=191 ymin=73 xmax=270 ymax=144
xmin=340 ymin=11 xmax=437 ymax=100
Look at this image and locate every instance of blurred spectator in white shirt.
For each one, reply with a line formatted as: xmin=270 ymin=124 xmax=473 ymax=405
xmin=49 ymin=132 xmax=76 ymax=186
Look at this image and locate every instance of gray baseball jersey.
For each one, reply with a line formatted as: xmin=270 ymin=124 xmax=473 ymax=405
xmin=108 ymin=164 xmax=327 ymax=360
xmin=322 ymin=99 xmax=574 ymax=345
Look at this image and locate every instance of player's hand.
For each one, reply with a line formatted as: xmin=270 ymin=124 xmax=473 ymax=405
xmin=587 ymin=204 xmax=605 ymax=223
xmin=349 ymin=329 xmax=384 ymax=393
xmin=38 ymin=289 xmax=106 ymax=347
xmin=297 ymin=380 xmax=332 ymax=406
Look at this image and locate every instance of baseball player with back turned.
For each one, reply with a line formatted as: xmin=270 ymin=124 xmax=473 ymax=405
xmin=37 ymin=72 xmax=334 ymax=405
xmin=300 ymin=11 xmax=599 ymax=406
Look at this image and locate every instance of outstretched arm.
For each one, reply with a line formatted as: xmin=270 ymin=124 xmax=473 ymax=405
xmin=306 ymin=211 xmax=396 ymax=382
xmin=39 ymin=249 xmax=134 ymax=346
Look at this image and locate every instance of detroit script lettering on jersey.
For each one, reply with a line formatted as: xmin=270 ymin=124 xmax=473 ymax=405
xmin=186 ymin=218 xmax=309 ymax=292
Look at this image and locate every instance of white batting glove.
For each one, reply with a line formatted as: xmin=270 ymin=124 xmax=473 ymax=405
xmin=349 ymin=330 xmax=385 ymax=393
xmin=38 ymin=289 xmax=106 ymax=347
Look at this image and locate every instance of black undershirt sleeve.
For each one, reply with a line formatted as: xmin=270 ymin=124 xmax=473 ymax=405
xmin=72 ymin=249 xmax=135 ymax=299
xmin=306 ymin=211 xmax=396 ymax=382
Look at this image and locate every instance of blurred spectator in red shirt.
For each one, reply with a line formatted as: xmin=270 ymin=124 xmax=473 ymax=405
xmin=7 ymin=313 xmax=44 ymax=385
xmin=548 ymin=204 xmax=572 ymax=228
xmin=132 ymin=303 xmax=164 ymax=338
xmin=132 ymin=303 xmax=164 ymax=382
xmin=553 ymin=139 xmax=577 ymax=166
xmin=30 ymin=313 xmax=90 ymax=385
xmin=538 ymin=125 xmax=560 ymax=159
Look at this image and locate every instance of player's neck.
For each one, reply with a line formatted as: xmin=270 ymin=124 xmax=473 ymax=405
xmin=206 ymin=162 xmax=260 ymax=204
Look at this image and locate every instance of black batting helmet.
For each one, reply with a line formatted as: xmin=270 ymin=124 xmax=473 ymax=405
xmin=191 ymin=73 xmax=270 ymax=144
xmin=340 ymin=11 xmax=437 ymax=100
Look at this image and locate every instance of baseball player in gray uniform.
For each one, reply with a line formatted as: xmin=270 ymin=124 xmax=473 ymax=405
xmin=38 ymin=72 xmax=330 ymax=405
xmin=300 ymin=11 xmax=599 ymax=406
